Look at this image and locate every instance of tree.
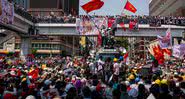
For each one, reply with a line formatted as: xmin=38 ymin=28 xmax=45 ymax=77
xmin=115 ymin=37 xmax=129 ymax=50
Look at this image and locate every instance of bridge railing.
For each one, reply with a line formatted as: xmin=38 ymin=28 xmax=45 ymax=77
xmin=34 ymin=15 xmax=185 ymax=26
xmin=14 ymin=5 xmax=37 ymax=23
xmin=12 ymin=2 xmax=185 ymax=26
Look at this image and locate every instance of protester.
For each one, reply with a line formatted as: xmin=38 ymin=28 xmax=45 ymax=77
xmin=0 ymin=54 xmax=184 ymax=99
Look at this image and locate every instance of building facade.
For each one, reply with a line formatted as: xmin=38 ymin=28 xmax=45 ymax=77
xmin=13 ymin=0 xmax=30 ymax=9
xmin=13 ymin=0 xmax=79 ymax=16
xmin=28 ymin=0 xmax=79 ymax=17
xmin=7 ymin=0 xmax=80 ymax=56
xmin=149 ymin=0 xmax=185 ymax=16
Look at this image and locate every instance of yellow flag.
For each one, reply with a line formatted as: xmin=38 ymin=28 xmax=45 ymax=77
xmin=80 ymin=36 xmax=86 ymax=48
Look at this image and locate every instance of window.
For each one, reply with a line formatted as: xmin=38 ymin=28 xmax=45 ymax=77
xmin=15 ymin=43 xmax=20 ymax=49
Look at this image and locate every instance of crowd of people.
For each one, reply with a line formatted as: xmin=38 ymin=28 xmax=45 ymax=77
xmin=0 ymin=55 xmax=184 ymax=99
xmin=13 ymin=2 xmax=185 ymax=26
xmin=34 ymin=14 xmax=76 ymax=24
xmin=14 ymin=4 xmax=37 ymax=23
xmin=33 ymin=14 xmax=185 ymax=26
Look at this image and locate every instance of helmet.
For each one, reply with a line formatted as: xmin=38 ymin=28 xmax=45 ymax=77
xmin=155 ymin=79 xmax=161 ymax=85
xmin=113 ymin=58 xmax=118 ymax=62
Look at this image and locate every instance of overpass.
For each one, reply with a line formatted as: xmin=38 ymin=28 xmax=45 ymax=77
xmin=0 ymin=12 xmax=34 ymax=60
xmin=0 ymin=13 xmax=33 ymax=36
xmin=36 ymin=23 xmax=185 ymax=37
xmin=1 ymin=10 xmax=185 ymax=58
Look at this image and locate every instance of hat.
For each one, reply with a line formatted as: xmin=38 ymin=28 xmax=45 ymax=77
xmin=161 ymin=79 xmax=167 ymax=84
xmin=129 ymin=74 xmax=135 ymax=80
xmin=135 ymin=77 xmax=140 ymax=82
xmin=155 ymin=79 xmax=161 ymax=85
xmin=113 ymin=58 xmax=118 ymax=62
xmin=10 ymin=71 xmax=15 ymax=76
xmin=22 ymin=78 xmax=26 ymax=82
xmin=44 ymin=80 xmax=52 ymax=85
xmin=128 ymin=88 xmax=138 ymax=98
xmin=125 ymin=81 xmax=130 ymax=86
xmin=25 ymin=95 xmax=36 ymax=99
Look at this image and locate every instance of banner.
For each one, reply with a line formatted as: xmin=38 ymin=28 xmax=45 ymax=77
xmin=157 ymin=28 xmax=172 ymax=49
xmin=76 ymin=17 xmax=107 ymax=35
xmin=0 ymin=0 xmax=2 ymax=15
xmin=147 ymin=40 xmax=159 ymax=56
xmin=0 ymin=0 xmax=14 ymax=24
xmin=173 ymin=44 xmax=185 ymax=59
xmin=148 ymin=40 xmax=171 ymax=64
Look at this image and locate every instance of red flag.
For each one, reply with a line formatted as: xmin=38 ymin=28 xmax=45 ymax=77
xmin=124 ymin=1 xmax=137 ymax=13
xmin=28 ymin=68 xmax=39 ymax=79
xmin=119 ymin=22 xmax=126 ymax=31
xmin=153 ymin=45 xmax=164 ymax=65
xmin=108 ymin=18 xmax=115 ymax=28
xmin=162 ymin=49 xmax=171 ymax=56
xmin=123 ymin=53 xmax=129 ymax=63
xmin=129 ymin=21 xmax=135 ymax=30
xmin=17 ymin=69 xmax=22 ymax=77
xmin=81 ymin=0 xmax=104 ymax=13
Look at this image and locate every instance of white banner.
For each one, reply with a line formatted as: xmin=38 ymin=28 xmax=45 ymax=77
xmin=157 ymin=28 xmax=172 ymax=49
xmin=76 ymin=17 xmax=107 ymax=35
xmin=173 ymin=44 xmax=185 ymax=59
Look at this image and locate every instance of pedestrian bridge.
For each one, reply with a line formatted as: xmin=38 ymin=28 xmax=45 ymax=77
xmin=0 ymin=13 xmax=185 ymax=38
xmin=0 ymin=13 xmax=33 ymax=36
xmin=36 ymin=23 xmax=185 ymax=37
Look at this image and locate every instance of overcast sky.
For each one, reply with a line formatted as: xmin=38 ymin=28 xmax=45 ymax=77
xmin=79 ymin=0 xmax=150 ymax=16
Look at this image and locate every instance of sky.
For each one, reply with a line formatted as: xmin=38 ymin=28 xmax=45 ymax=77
xmin=79 ymin=0 xmax=150 ymax=16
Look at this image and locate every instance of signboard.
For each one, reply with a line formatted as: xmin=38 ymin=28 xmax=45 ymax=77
xmin=0 ymin=0 xmax=14 ymax=24
xmin=76 ymin=17 xmax=107 ymax=35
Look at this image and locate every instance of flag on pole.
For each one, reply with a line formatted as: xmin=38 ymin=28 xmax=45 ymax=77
xmin=148 ymin=40 xmax=172 ymax=64
xmin=80 ymin=36 xmax=86 ymax=48
xmin=81 ymin=0 xmax=104 ymax=13
xmin=124 ymin=1 xmax=137 ymax=13
xmin=123 ymin=53 xmax=129 ymax=65
xmin=157 ymin=28 xmax=172 ymax=49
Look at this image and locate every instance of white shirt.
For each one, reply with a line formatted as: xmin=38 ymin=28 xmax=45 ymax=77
xmin=113 ymin=62 xmax=120 ymax=75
